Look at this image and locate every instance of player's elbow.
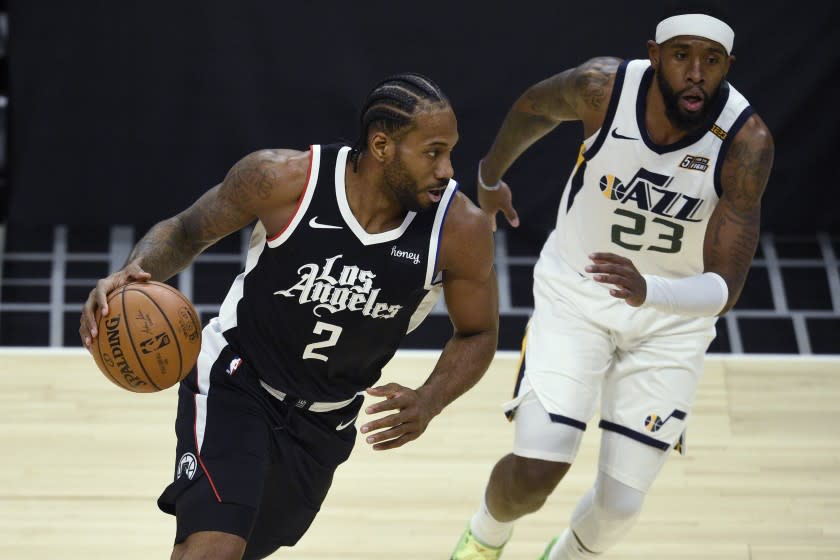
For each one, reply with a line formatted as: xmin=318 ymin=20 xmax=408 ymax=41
xmin=457 ymin=326 xmax=499 ymax=365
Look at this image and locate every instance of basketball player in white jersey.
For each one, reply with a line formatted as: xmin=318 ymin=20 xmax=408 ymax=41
xmin=451 ymin=5 xmax=774 ymax=560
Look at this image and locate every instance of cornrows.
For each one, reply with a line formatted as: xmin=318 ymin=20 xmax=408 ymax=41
xmin=349 ymin=73 xmax=449 ymax=170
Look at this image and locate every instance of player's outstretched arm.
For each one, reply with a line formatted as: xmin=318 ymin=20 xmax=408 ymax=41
xmin=703 ymin=114 xmax=775 ymax=314
xmin=478 ymin=57 xmax=622 ymax=229
xmin=80 ymin=149 xmax=308 ymax=348
xmin=361 ymin=194 xmax=498 ymax=451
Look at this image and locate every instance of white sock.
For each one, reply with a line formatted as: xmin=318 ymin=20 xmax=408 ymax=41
xmin=468 ymin=493 xmax=514 ymax=547
xmin=548 ymin=528 xmax=598 ymax=560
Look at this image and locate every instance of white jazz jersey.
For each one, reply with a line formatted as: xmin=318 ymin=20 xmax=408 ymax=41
xmin=542 ymin=59 xmax=753 ymax=282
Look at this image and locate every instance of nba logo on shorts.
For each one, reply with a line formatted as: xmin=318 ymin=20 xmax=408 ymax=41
xmin=177 ymin=452 xmax=197 ymax=480
xmin=644 ymin=414 xmax=664 ymax=432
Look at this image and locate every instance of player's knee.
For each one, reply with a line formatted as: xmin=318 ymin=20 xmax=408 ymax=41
xmin=570 ymin=473 xmax=647 ymax=554
xmin=592 ymin=493 xmax=643 ymax=522
xmin=592 ymin=472 xmax=645 ymax=521
xmin=171 ymin=531 xmax=247 ymax=560
xmin=242 ymin=538 xmax=284 ymax=560
xmin=510 ymin=455 xmax=570 ymax=500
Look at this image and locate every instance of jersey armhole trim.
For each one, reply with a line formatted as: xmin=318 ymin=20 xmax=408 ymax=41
xmin=424 ymin=180 xmax=459 ymax=289
xmin=267 ymin=145 xmax=321 ymax=247
xmin=713 ymin=107 xmax=754 ymax=198
xmin=582 ymin=58 xmax=630 ymax=160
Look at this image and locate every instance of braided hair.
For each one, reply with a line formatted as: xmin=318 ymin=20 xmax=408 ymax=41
xmin=349 ymin=73 xmax=449 ymax=170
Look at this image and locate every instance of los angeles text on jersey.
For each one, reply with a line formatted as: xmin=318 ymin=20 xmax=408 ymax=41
xmin=598 ymin=167 xmax=706 ymax=223
xmin=274 ymin=255 xmax=402 ymax=319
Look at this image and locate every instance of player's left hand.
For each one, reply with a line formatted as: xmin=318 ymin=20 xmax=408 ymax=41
xmin=586 ymin=252 xmax=646 ymax=307
xmin=360 ymin=383 xmax=436 ymax=451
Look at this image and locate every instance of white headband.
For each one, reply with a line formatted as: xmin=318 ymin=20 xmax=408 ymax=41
xmin=656 ymin=14 xmax=734 ymax=54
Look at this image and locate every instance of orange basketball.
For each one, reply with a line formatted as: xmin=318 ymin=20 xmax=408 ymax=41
xmin=91 ymin=281 xmax=202 ymax=393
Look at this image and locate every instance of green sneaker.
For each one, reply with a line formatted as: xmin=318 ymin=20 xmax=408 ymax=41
xmin=538 ymin=535 xmax=560 ymax=560
xmin=450 ymin=524 xmax=507 ymax=559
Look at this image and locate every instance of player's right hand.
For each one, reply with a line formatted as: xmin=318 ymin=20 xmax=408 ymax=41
xmin=477 ymin=180 xmax=520 ymax=232
xmin=79 ymin=263 xmax=151 ymax=350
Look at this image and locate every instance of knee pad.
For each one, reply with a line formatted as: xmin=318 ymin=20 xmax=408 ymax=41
xmin=569 ymin=471 xmax=646 ymax=553
xmin=591 ymin=470 xmax=645 ymax=520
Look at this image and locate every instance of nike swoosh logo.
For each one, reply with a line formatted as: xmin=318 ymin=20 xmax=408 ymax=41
xmin=309 ymin=216 xmax=343 ymax=230
xmin=336 ymin=414 xmax=358 ymax=431
xmin=611 ymin=128 xmax=638 ymax=141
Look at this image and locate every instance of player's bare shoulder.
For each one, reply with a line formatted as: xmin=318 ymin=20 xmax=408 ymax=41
xmin=569 ymin=56 xmax=622 ymax=120
xmin=218 ymin=148 xmax=312 ymax=231
xmin=438 ymin=192 xmax=494 ymax=278
xmin=221 ymin=149 xmax=310 ymax=207
xmin=720 ymin=113 xmax=775 ymax=207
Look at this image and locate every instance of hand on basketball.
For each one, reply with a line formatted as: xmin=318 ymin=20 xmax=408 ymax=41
xmin=586 ymin=252 xmax=646 ymax=307
xmin=478 ymin=180 xmax=519 ymax=232
xmin=79 ymin=263 xmax=152 ymax=350
xmin=360 ymin=383 xmax=435 ymax=451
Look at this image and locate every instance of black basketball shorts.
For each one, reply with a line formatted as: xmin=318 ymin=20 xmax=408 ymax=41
xmin=156 ymin=341 xmax=362 ymax=559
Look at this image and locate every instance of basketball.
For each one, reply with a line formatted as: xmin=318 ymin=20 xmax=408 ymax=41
xmin=91 ymin=281 xmax=202 ymax=393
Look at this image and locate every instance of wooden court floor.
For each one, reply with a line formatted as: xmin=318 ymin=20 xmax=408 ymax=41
xmin=1 ymin=349 xmax=838 ymax=559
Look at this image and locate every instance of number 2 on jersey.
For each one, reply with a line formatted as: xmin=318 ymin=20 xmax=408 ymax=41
xmin=302 ymin=321 xmax=343 ymax=362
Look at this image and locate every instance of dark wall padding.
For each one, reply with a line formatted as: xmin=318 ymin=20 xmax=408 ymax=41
xmin=8 ymin=1 xmax=839 ymax=237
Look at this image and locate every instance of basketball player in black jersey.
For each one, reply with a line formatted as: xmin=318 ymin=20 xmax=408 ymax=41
xmin=79 ymin=73 xmax=498 ymax=560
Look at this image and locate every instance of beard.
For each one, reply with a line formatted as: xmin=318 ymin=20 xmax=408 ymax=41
xmin=383 ymin=153 xmax=444 ymax=213
xmin=656 ymin=68 xmax=718 ymax=131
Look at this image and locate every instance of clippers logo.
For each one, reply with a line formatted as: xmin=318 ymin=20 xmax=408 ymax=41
xmin=139 ymin=332 xmax=171 ymax=354
xmin=390 ymin=246 xmax=422 ymax=265
xmin=176 ymin=452 xmax=197 ymax=480
xmin=275 ymin=255 xmax=402 ymax=319
xmin=598 ymin=168 xmax=708 ymax=222
xmin=680 ymin=155 xmax=710 ymax=172
xmin=643 ymin=409 xmax=687 ymax=433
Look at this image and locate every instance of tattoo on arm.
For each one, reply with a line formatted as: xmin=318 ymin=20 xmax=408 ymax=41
xmin=225 ymin=154 xmax=277 ymax=202
xmin=707 ymin=128 xmax=774 ymax=309
xmin=572 ymin=57 xmax=620 ymax=112
xmin=483 ymin=57 xmax=619 ymax=181
xmin=576 ymin=66 xmax=611 ymax=111
xmin=126 ymin=152 xmax=273 ymax=280
xmin=482 ymin=75 xmax=572 ymax=179
xmin=708 ymin=201 xmax=760 ymax=284
xmin=126 ymin=218 xmax=200 ymax=280
xmin=522 ymin=88 xmax=551 ymax=116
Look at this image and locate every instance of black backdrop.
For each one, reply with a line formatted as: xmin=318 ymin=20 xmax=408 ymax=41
xmin=7 ymin=1 xmax=840 ymax=242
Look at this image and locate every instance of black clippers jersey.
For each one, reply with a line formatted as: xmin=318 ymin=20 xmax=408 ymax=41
xmin=217 ymin=144 xmax=457 ymax=401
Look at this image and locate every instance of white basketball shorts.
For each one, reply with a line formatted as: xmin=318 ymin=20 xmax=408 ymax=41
xmin=506 ymin=254 xmax=716 ymax=478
